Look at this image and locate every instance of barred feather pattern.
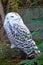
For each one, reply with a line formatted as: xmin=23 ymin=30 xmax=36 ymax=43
xmin=4 ymin=21 xmax=40 ymax=57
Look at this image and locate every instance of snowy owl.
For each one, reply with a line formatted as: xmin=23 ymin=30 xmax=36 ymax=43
xmin=3 ymin=12 xmax=40 ymax=58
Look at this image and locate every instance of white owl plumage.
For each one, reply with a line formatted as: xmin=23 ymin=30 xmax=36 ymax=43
xmin=3 ymin=12 xmax=40 ymax=58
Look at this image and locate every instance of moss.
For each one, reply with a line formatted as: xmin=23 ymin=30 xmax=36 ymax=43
xmin=0 ymin=44 xmax=22 ymax=59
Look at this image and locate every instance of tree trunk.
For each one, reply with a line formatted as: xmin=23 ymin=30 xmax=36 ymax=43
xmin=1 ymin=0 xmax=8 ymax=15
xmin=0 ymin=0 xmax=9 ymax=45
xmin=0 ymin=0 xmax=4 ymax=23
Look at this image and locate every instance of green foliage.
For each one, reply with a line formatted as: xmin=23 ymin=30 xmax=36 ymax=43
xmin=17 ymin=54 xmax=43 ymax=65
xmin=29 ymin=0 xmax=40 ymax=7
xmin=0 ymin=59 xmax=16 ymax=65
xmin=0 ymin=44 xmax=22 ymax=59
xmin=0 ymin=44 xmax=21 ymax=65
xmin=33 ymin=37 xmax=43 ymax=45
xmin=0 ymin=44 xmax=11 ymax=59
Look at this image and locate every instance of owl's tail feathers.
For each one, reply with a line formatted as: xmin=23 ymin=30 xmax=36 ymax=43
xmin=27 ymin=50 xmax=40 ymax=59
xmin=31 ymin=40 xmax=40 ymax=55
xmin=27 ymin=50 xmax=40 ymax=58
xmin=24 ymin=40 xmax=40 ymax=59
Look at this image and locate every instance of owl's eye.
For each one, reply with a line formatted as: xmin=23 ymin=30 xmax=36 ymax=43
xmin=11 ymin=16 xmax=14 ymax=18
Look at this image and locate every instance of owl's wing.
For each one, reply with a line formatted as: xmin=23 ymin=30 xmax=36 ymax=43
xmin=10 ymin=24 xmax=40 ymax=57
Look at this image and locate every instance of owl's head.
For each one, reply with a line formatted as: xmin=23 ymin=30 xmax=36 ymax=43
xmin=4 ymin=12 xmax=24 ymax=26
